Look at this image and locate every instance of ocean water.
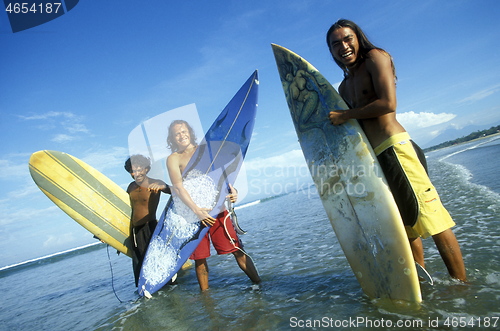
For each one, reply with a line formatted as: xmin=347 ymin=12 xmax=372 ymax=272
xmin=1 ymin=136 xmax=500 ymax=331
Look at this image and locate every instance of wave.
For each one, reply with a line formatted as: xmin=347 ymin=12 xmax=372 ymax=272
xmin=431 ymin=158 xmax=500 ymax=206
xmin=0 ymin=242 xmax=103 ymax=273
xmin=245 ymin=184 xmax=317 ymax=206
xmin=439 ymin=135 xmax=500 ymax=161
xmin=260 ymin=193 xmax=290 ymax=203
xmin=234 ymin=199 xmax=261 ymax=210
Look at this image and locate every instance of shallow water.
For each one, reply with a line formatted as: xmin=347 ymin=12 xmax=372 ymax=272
xmin=1 ymin=137 xmax=499 ymax=330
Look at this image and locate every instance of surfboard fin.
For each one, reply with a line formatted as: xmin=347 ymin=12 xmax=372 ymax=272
xmin=140 ymin=285 xmax=153 ymax=299
xmin=416 ymin=262 xmax=434 ymax=285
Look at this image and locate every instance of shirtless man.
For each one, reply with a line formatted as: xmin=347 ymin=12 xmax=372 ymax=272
xmin=326 ymin=19 xmax=466 ymax=281
xmin=166 ymin=119 xmax=261 ymax=291
xmin=125 ymin=154 xmax=170 ymax=286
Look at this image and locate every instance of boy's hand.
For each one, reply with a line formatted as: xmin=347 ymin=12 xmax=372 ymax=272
xmin=226 ymin=183 xmax=238 ymax=203
xmin=195 ymin=208 xmax=216 ymax=227
xmin=148 ymin=181 xmax=169 ymax=193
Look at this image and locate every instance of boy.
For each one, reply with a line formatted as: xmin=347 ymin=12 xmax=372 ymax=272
xmin=125 ymin=154 xmax=170 ymax=286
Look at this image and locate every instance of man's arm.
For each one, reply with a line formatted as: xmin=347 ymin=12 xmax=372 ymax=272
xmin=148 ymin=179 xmax=171 ymax=194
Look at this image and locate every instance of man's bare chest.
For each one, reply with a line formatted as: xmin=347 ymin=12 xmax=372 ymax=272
xmin=341 ymin=71 xmax=375 ymax=108
xmin=177 ymin=148 xmax=196 ymax=174
xmin=130 ymin=189 xmax=151 ymax=203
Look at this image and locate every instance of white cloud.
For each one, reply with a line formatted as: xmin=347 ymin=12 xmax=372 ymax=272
xmin=244 ymin=149 xmax=310 ymax=182
xmin=0 ymin=203 xmax=60 ymax=227
xmin=82 ymin=146 xmax=129 ymax=173
xmin=52 ymin=133 xmax=76 ymax=143
xmin=66 ymin=123 xmax=89 ymax=134
xmin=458 ymin=84 xmax=500 ymax=104
xmin=245 ymin=149 xmax=306 ymax=172
xmin=7 ymin=184 xmax=40 ymax=200
xmin=241 ymin=149 xmax=314 ymax=201
xmin=18 ymin=111 xmax=75 ymax=121
xmin=19 ymin=111 xmax=90 ymax=142
xmin=0 ymin=158 xmax=28 ymax=180
xmin=43 ymin=232 xmax=77 ymax=248
xmin=397 ymin=111 xmax=456 ymax=129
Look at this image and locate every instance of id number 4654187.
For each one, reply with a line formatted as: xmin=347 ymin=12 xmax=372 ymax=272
xmin=5 ymin=2 xmax=62 ymax=14
xmin=444 ymin=316 xmax=498 ymax=328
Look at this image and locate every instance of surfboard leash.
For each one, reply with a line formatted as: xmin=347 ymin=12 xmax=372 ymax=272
xmin=222 ymin=206 xmax=260 ymax=278
xmin=106 ymin=245 xmax=124 ymax=303
xmin=227 ymin=199 xmax=247 ymax=235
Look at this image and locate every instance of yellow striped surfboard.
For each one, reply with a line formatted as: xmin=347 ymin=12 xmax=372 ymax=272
xmin=29 ymin=150 xmax=133 ymax=257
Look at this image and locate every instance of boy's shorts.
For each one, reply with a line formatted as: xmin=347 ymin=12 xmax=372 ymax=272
xmin=190 ymin=210 xmax=243 ymax=260
xmin=375 ymin=132 xmax=455 ymax=239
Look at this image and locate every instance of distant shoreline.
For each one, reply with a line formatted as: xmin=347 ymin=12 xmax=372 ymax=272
xmin=0 ymin=242 xmax=102 ymax=272
xmin=424 ymin=125 xmax=500 ymax=152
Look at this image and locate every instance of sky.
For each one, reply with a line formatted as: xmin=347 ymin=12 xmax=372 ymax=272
xmin=1 ymin=0 xmax=500 ymax=267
